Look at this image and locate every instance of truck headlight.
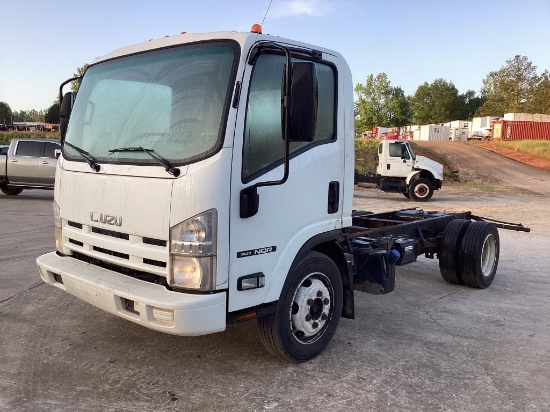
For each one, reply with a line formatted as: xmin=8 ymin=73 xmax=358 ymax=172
xmin=54 ymin=201 xmax=63 ymax=253
xmin=170 ymin=210 xmax=217 ymax=291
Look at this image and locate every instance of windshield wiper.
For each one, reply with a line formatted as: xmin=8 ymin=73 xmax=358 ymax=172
xmin=64 ymin=141 xmax=101 ymax=172
xmin=108 ymin=146 xmax=181 ymax=177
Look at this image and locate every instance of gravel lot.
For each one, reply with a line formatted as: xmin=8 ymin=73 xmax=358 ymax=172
xmin=1 ymin=148 xmax=549 ymax=411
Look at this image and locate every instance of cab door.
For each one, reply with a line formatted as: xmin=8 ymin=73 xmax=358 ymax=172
xmin=381 ymin=141 xmax=413 ymax=177
xmin=7 ymin=140 xmax=43 ymax=184
xmin=227 ymin=49 xmax=343 ymax=313
xmin=38 ymin=141 xmax=60 ymax=186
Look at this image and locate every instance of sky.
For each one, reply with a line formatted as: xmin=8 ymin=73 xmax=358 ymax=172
xmin=1 ymin=0 xmax=549 ymax=112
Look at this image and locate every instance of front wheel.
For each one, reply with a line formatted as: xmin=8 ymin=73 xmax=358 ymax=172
xmin=1 ymin=187 xmax=23 ymax=195
xmin=408 ymin=178 xmax=434 ymax=201
xmin=258 ymin=251 xmax=343 ymax=363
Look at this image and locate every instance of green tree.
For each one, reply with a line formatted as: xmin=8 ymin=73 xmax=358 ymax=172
xmin=460 ymin=90 xmax=485 ymax=119
xmin=411 ymin=79 xmax=464 ymax=124
xmin=0 ymin=101 xmax=12 ymax=124
xmin=530 ymin=70 xmax=550 ymax=114
xmin=45 ymin=101 xmax=61 ymax=123
xmin=354 ymin=73 xmax=410 ymax=133
xmin=71 ymin=63 xmax=89 ymax=94
xmin=476 ymin=55 xmax=539 ymax=116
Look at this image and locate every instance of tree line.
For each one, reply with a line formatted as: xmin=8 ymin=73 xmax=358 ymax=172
xmin=355 ymin=55 xmax=550 ymax=133
xmin=0 ymin=64 xmax=88 ymax=126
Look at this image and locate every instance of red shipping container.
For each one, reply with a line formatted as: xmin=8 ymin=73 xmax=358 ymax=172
xmin=492 ymin=120 xmax=550 ymax=141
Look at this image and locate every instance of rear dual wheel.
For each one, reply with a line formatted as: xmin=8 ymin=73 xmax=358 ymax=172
xmin=258 ymin=251 xmax=343 ymax=363
xmin=439 ymin=220 xmax=499 ymax=289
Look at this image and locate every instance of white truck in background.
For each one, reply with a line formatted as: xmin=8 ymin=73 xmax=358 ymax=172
xmin=36 ymin=27 xmax=528 ymax=362
xmin=354 ymin=139 xmax=443 ymax=201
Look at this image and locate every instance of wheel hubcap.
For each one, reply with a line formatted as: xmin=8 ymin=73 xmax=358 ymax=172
xmin=481 ymin=234 xmax=497 ymax=276
xmin=415 ymin=184 xmax=429 ymax=197
xmin=290 ymin=275 xmax=332 ymax=343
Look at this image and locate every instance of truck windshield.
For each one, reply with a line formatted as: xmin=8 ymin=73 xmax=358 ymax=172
xmin=406 ymin=143 xmax=416 ymax=160
xmin=63 ymin=41 xmax=238 ymax=166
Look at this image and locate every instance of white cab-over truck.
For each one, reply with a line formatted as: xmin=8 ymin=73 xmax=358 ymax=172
xmin=37 ymin=27 xmax=528 ymax=362
xmin=354 ymin=139 xmax=443 ymax=201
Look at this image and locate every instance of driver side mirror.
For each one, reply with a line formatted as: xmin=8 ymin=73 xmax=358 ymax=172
xmin=60 ymin=92 xmax=74 ymax=142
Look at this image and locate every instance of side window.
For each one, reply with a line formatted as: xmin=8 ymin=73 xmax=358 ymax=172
xmin=43 ymin=142 xmax=61 ymax=158
xmin=15 ymin=141 xmax=42 ymax=157
xmin=242 ymin=53 xmax=336 ymax=182
xmin=388 ymin=143 xmax=403 ymax=158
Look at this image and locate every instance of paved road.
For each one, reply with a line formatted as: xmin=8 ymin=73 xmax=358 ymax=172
xmin=1 ymin=188 xmax=549 ymax=411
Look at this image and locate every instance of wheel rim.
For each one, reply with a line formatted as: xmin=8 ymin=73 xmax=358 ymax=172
xmin=481 ymin=234 xmax=497 ymax=277
xmin=414 ymin=183 xmax=429 ymax=198
xmin=289 ymin=273 xmax=333 ymax=344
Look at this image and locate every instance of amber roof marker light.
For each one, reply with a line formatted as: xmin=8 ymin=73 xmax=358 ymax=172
xmin=250 ymin=24 xmax=262 ymax=34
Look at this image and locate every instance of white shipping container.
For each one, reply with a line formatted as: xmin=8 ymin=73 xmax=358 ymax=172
xmin=449 ymin=127 xmax=469 ymax=141
xmin=418 ymin=125 xmax=450 ymax=141
xmin=503 ymin=113 xmax=550 ymax=122
xmin=447 ymin=120 xmax=470 ymax=129
xmin=471 ymin=116 xmax=494 ymax=138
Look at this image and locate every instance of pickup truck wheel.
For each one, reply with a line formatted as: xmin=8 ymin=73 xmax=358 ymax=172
xmin=439 ymin=219 xmax=471 ymax=285
xmin=258 ymin=251 xmax=343 ymax=363
xmin=1 ymin=187 xmax=23 ymax=195
xmin=459 ymin=222 xmax=499 ymax=288
xmin=408 ymin=178 xmax=433 ymax=201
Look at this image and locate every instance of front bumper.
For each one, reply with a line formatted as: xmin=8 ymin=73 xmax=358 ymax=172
xmin=36 ymin=252 xmax=226 ymax=336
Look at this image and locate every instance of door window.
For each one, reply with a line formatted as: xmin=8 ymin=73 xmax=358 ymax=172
xmin=15 ymin=141 xmax=42 ymax=157
xmin=43 ymin=142 xmax=61 ymax=158
xmin=242 ymin=53 xmax=336 ymax=182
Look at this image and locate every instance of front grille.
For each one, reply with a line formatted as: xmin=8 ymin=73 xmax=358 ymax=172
xmin=144 ymin=237 xmax=167 ymax=247
xmin=69 ymin=238 xmax=83 ymax=247
xmin=93 ymin=246 xmax=129 ymax=260
xmin=63 ymin=219 xmax=168 ymax=277
xmin=143 ymin=258 xmax=167 ymax=268
xmin=92 ymin=227 xmax=129 ymax=240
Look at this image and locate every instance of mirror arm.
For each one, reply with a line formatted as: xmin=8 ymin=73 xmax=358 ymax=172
xmin=59 ymin=76 xmax=81 ymax=105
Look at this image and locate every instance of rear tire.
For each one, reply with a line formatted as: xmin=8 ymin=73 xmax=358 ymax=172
xmin=459 ymin=222 xmax=499 ymax=289
xmin=439 ymin=220 xmax=471 ymax=285
xmin=1 ymin=187 xmax=23 ymax=195
xmin=258 ymin=251 xmax=343 ymax=363
xmin=408 ymin=178 xmax=434 ymax=201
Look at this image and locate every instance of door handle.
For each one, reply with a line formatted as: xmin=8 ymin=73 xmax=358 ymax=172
xmin=41 ymin=161 xmax=49 ymax=164
xmin=9 ymin=159 xmax=18 ymax=162
xmin=327 ymin=181 xmax=339 ymax=214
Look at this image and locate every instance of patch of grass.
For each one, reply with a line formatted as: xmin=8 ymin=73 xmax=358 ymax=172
xmin=493 ymin=140 xmax=550 ymax=161
xmin=0 ymin=132 xmax=60 ymax=145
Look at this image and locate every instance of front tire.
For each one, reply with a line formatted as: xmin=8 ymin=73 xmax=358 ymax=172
xmin=408 ymin=178 xmax=434 ymax=202
xmin=258 ymin=251 xmax=343 ymax=363
xmin=1 ymin=187 xmax=23 ymax=195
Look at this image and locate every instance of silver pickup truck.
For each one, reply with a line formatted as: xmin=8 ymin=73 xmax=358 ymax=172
xmin=0 ymin=138 xmax=61 ymax=195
